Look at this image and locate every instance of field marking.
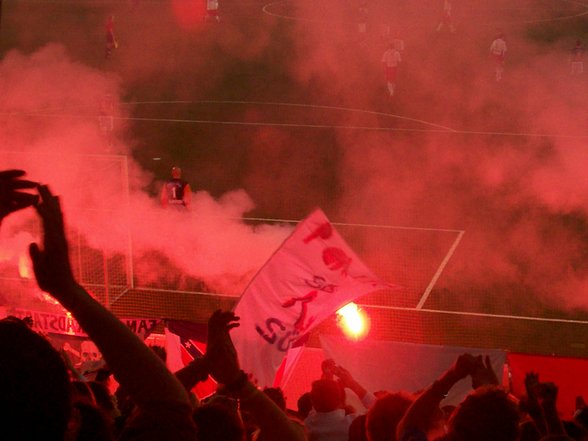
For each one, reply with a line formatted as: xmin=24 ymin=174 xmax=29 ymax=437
xmin=362 ymin=304 xmax=588 ymax=326
xmin=123 ymin=99 xmax=458 ymax=132
xmin=242 ymin=216 xmax=465 ymax=234
xmin=5 ymin=107 xmax=588 ymax=139
xmin=242 ymin=215 xmax=466 ymax=312
xmin=262 ymin=0 xmax=588 ymax=25
xmin=118 ymin=100 xmax=587 ymax=139
xmin=0 ymin=99 xmax=458 ymax=133
xmin=416 ymin=230 xmax=465 ymax=309
xmin=262 ymin=0 xmax=323 ymax=22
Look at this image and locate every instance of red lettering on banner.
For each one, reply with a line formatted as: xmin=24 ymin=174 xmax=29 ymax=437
xmin=281 ymin=291 xmax=318 ymax=333
xmin=126 ymin=319 xmax=138 ymax=333
xmin=254 ymin=317 xmax=305 ymax=353
xmin=10 ymin=309 xmax=85 ymax=336
xmin=123 ymin=319 xmax=159 ymax=337
xmin=256 ymin=318 xmax=286 ymax=345
xmin=58 ymin=316 xmax=66 ymax=332
xmin=304 ymin=222 xmax=333 ymax=243
xmin=50 ymin=315 xmax=59 ymax=331
xmin=255 ymin=289 xmax=320 ymax=352
xmin=323 ymin=247 xmax=352 ymax=274
xmin=304 ymin=275 xmax=338 ymax=293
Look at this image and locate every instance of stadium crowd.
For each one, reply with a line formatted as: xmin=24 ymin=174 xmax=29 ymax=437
xmin=1 ymin=168 xmax=587 ymax=441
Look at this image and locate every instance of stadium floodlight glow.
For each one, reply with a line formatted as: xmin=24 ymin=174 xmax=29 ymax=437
xmin=336 ymin=302 xmax=370 ymax=341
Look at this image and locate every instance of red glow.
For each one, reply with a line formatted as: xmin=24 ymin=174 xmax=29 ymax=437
xmin=336 ymin=303 xmax=370 ymax=340
xmin=172 ymin=0 xmax=206 ymax=30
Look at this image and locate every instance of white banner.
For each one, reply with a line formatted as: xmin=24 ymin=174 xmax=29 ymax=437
xmin=320 ymin=335 xmax=506 ymax=406
xmin=7 ymin=308 xmax=160 ymax=339
xmin=232 ymin=209 xmax=392 ymax=387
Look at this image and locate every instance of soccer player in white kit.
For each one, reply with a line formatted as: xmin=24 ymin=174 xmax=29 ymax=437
xmin=489 ymin=33 xmax=507 ymax=81
xmin=382 ymin=43 xmax=402 ymax=98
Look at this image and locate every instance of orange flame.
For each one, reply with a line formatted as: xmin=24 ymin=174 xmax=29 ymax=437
xmin=18 ymin=255 xmax=32 ymax=279
xmin=336 ymin=302 xmax=370 ymax=341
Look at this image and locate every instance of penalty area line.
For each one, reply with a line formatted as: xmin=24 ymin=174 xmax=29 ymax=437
xmin=362 ymin=304 xmax=588 ymax=326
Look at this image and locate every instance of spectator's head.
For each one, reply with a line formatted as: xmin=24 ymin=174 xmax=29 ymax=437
xmin=171 ymin=167 xmax=182 ymax=179
xmin=95 ymin=367 xmax=111 ymax=383
xmin=366 ymin=392 xmax=413 ymax=441
xmin=263 ymin=387 xmax=286 ymax=412
xmin=88 ymin=381 xmax=115 ymax=417
xmin=297 ymin=392 xmax=313 ymax=420
xmin=310 ymin=379 xmax=345 ymax=413
xmin=0 ymin=316 xmax=71 ymax=441
xmin=71 ymin=402 xmax=115 ymax=441
xmin=94 ymin=367 xmax=116 ymax=394
xmin=193 ymin=403 xmax=245 ymax=441
xmin=447 ymin=386 xmax=519 ymax=441
xmin=71 ymin=380 xmax=96 ymax=406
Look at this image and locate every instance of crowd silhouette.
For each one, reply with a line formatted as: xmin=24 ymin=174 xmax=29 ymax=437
xmin=0 ymin=169 xmax=586 ymax=441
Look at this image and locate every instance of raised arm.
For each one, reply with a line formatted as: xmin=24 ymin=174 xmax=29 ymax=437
xmin=537 ymin=381 xmax=566 ymax=437
xmin=174 ymin=357 xmax=209 ymax=392
xmin=397 ymin=353 xmax=476 ymax=440
xmin=205 ymin=310 xmax=307 ymax=441
xmin=29 ymin=185 xmax=190 ymax=408
xmin=522 ymin=372 xmax=548 ymax=436
xmin=334 ymin=364 xmax=375 ymax=408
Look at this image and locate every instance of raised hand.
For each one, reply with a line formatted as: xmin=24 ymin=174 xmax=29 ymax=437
xmin=321 ymin=359 xmax=336 ymax=380
xmin=471 ymin=355 xmax=499 ymax=388
xmin=333 ymin=364 xmax=355 ymax=388
xmin=537 ymin=382 xmax=559 ymax=407
xmin=27 ymin=184 xmax=193 ymax=415
xmin=452 ymin=353 xmax=478 ymax=380
xmin=520 ymin=372 xmax=547 ymax=435
xmin=536 ymin=381 xmax=564 ymax=436
xmin=0 ymin=169 xmax=38 ymax=224
xmin=525 ymin=371 xmax=541 ymax=400
xmin=204 ymin=310 xmax=241 ymax=385
xmin=29 ymin=185 xmax=77 ymax=303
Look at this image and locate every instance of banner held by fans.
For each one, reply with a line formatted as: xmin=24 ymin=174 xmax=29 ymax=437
xmin=232 ymin=209 xmax=394 ymax=387
xmin=165 ymin=320 xmax=217 ymax=399
xmin=7 ymin=308 xmax=160 ymax=339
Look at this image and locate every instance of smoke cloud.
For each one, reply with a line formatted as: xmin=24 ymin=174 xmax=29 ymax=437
xmin=0 ymin=42 xmax=290 ymax=300
xmin=1 ymin=0 xmax=588 ymax=317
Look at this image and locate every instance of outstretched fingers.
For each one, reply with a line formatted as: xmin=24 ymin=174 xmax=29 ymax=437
xmin=0 ymin=170 xmax=39 ymax=218
xmin=29 ymin=185 xmax=76 ymax=297
xmin=209 ymin=309 xmax=240 ymax=331
xmin=0 ymin=169 xmax=27 ymax=180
